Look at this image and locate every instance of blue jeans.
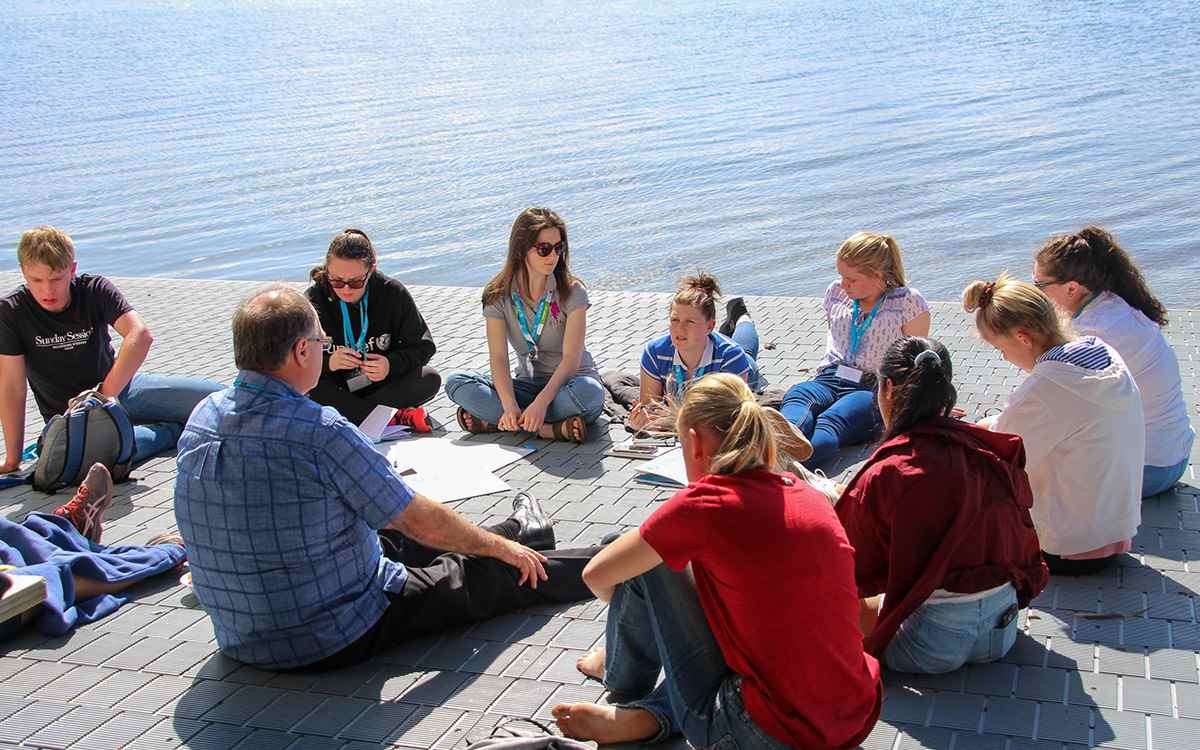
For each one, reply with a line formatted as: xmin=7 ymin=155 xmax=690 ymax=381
xmin=779 ymin=365 xmax=881 ymax=467
xmin=883 ymin=584 xmax=1019 ymax=674
xmin=443 ymin=371 xmax=606 ymax=425
xmin=604 ymin=565 xmax=789 ymax=749
xmin=730 ymin=321 xmax=766 ymax=392
xmin=118 ymin=373 xmax=223 ymax=464
xmin=1143 ymin=436 xmax=1192 ymax=497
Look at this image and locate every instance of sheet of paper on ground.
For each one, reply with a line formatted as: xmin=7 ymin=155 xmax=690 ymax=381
xmin=634 ymin=447 xmax=688 ymax=488
xmin=358 ymin=405 xmax=411 ymax=443
xmin=375 ymin=435 xmax=536 ymax=501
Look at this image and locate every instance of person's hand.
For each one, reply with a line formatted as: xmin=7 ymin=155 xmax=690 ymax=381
xmin=0 ymin=458 xmax=20 ymax=475
xmin=362 ymin=353 xmax=390 ymax=382
xmin=328 ymin=346 xmax=363 ymax=371
xmin=493 ymin=538 xmax=549 ymax=588
xmin=950 ymin=406 xmax=967 ymax=419
xmin=498 ymin=404 xmax=523 ymax=432
xmin=977 ymin=415 xmax=998 ymax=430
xmin=628 ymin=402 xmax=648 ymax=430
xmin=520 ymin=399 xmax=549 ymax=433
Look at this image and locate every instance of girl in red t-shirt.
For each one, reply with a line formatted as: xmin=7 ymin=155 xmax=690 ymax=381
xmin=552 ymin=374 xmax=881 ymax=749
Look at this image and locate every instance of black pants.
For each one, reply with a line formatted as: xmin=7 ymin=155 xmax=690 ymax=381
xmin=1043 ymin=551 xmax=1115 ymax=576
xmin=309 ymin=366 xmax=441 ymax=425
xmin=300 ymin=523 xmax=600 ymax=671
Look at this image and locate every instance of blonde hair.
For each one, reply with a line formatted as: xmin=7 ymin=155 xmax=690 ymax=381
xmin=670 ymin=272 xmax=721 ymax=320
xmin=675 ymin=373 xmax=807 ymax=476
xmin=17 ymin=226 xmax=75 ymax=270
xmin=961 ymin=272 xmax=1065 ymax=342
xmin=837 ymin=231 xmax=906 ymax=288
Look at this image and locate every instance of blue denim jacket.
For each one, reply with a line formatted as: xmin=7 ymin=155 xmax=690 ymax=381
xmin=175 ymin=370 xmax=412 ymax=669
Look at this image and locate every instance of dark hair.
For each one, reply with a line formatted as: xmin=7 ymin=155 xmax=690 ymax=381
xmin=878 ymin=336 xmax=957 ymax=441
xmin=482 ymin=208 xmax=579 ymax=306
xmin=233 ymin=284 xmax=318 ymax=371
xmin=671 ymin=272 xmax=721 ymax=320
xmin=309 ymin=228 xmax=377 ymax=285
xmin=1035 ymin=225 xmax=1167 ymax=326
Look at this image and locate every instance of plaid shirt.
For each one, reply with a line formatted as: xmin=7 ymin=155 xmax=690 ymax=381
xmin=175 ymin=370 xmax=412 ymax=669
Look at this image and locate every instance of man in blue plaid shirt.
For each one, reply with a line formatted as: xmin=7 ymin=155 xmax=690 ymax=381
xmin=175 ymin=285 xmax=597 ymax=670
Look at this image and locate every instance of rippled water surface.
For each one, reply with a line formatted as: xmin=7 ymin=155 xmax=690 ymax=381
xmin=2 ymin=0 xmax=1198 ymax=303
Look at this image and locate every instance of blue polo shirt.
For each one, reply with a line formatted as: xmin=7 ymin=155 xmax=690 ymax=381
xmin=641 ymin=331 xmax=760 ymax=396
xmin=175 ymin=370 xmax=413 ymax=669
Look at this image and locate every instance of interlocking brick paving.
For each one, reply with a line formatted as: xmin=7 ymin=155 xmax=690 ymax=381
xmin=0 ymin=274 xmax=1196 ymax=749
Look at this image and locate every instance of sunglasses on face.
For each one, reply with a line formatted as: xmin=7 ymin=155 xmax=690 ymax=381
xmin=529 ymin=241 xmax=566 ymax=258
xmin=326 ymin=270 xmax=372 ymax=289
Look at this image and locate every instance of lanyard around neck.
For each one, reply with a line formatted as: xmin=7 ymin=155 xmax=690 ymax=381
xmin=339 ymin=290 xmax=370 ymax=353
xmin=511 ymin=290 xmax=553 ymax=350
xmin=848 ymin=294 xmax=886 ymax=358
xmin=670 ymin=337 xmax=715 ymax=398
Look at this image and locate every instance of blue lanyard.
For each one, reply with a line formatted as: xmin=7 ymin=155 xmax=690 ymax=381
xmin=511 ymin=290 xmax=553 ymax=351
xmin=848 ymin=294 xmax=886 ymax=358
xmin=670 ymin=361 xmax=715 ymax=398
xmin=339 ymin=290 xmax=370 ymax=353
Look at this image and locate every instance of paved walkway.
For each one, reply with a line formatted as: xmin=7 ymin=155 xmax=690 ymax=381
xmin=0 ymin=274 xmax=1196 ymax=750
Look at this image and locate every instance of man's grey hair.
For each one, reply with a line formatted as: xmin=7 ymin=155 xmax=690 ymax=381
xmin=233 ymin=284 xmax=318 ymax=372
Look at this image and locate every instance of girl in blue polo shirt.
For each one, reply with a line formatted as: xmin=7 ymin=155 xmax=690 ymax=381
xmin=627 ymin=273 xmax=764 ymax=431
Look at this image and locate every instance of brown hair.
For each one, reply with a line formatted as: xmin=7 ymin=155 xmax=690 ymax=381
xmin=670 ymin=272 xmax=721 ymax=320
xmin=1036 ymin=225 xmax=1167 ymax=326
xmin=837 ymin=231 xmax=906 ymax=288
xmin=233 ymin=285 xmax=319 ymax=371
xmin=675 ymin=374 xmax=808 ymax=476
xmin=481 ymin=208 xmax=579 ymax=306
xmin=309 ymin=228 xmax=377 ymax=286
xmin=962 ymin=272 xmax=1065 ymax=344
xmin=17 ymin=226 xmax=75 ymax=270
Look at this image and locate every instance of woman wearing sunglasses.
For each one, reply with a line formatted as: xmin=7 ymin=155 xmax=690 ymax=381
xmin=445 ymin=207 xmax=604 ymax=443
xmin=1032 ymin=226 xmax=1193 ymax=498
xmin=305 ymin=229 xmax=440 ymax=430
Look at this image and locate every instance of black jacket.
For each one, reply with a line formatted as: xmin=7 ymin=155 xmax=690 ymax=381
xmin=305 ymin=272 xmax=436 ymax=382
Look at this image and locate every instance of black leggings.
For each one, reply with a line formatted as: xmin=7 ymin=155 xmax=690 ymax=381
xmin=298 ymin=523 xmax=599 ymax=671
xmin=309 ymin=366 xmax=441 ymax=424
xmin=1043 ymin=551 xmax=1116 ymax=576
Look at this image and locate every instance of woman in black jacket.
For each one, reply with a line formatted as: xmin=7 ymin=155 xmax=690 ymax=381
xmin=305 ymin=229 xmax=440 ymax=428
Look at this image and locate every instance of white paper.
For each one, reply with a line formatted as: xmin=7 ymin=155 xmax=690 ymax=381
xmin=358 ymin=405 xmax=398 ymax=442
xmin=376 ymin=436 xmax=537 ymax=502
xmin=634 ymin=448 xmax=688 ymax=488
xmin=379 ymin=425 xmax=411 ymax=442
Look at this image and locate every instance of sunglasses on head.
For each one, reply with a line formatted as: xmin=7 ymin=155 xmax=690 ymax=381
xmin=326 ymin=270 xmax=372 ymax=289
xmin=529 ymin=241 xmax=565 ymax=258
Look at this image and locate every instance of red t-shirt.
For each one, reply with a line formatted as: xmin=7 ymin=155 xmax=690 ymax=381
xmin=640 ymin=469 xmax=882 ymax=749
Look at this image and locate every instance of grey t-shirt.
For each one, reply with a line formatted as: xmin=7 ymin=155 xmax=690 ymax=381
xmin=483 ymin=280 xmax=599 ymax=380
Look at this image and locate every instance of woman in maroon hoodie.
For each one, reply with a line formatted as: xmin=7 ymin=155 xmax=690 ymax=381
xmin=838 ymin=336 xmax=1048 ymax=674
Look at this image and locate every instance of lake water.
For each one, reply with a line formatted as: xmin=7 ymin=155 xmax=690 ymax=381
xmin=2 ymin=0 xmax=1198 ymax=304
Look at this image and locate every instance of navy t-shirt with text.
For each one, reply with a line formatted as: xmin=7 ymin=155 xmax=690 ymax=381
xmin=0 ymin=274 xmax=132 ymax=419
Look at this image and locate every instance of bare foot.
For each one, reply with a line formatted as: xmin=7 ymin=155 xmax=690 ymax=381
xmin=551 ymin=702 xmax=659 ymax=743
xmin=456 ymin=407 xmax=496 ymax=434
xmin=576 ymin=647 xmax=605 ymax=681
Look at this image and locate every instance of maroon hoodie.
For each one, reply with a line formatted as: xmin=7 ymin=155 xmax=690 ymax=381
xmin=838 ymin=416 xmax=1049 ymax=657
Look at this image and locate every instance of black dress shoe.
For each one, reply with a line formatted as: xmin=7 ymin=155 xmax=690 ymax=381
xmin=718 ymin=297 xmax=749 ymax=337
xmin=511 ymin=491 xmax=555 ymax=551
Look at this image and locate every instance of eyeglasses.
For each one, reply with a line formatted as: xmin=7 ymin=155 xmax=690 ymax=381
xmin=306 ymin=335 xmax=335 ymax=353
xmin=1032 ymin=278 xmax=1060 ymax=290
xmin=529 ymin=241 xmax=566 ymax=258
xmin=326 ymin=270 xmax=371 ymax=289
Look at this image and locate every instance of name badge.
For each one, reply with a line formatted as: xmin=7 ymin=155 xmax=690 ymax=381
xmin=835 ymin=364 xmax=863 ymax=383
xmin=346 ymin=370 xmax=371 ymax=392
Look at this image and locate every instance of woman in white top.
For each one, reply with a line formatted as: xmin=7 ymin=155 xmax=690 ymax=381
xmin=1033 ymin=226 xmax=1193 ymax=497
xmin=965 ymin=274 xmax=1143 ymax=575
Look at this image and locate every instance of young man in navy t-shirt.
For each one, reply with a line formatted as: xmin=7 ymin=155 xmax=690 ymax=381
xmin=0 ymin=226 xmax=221 ymax=473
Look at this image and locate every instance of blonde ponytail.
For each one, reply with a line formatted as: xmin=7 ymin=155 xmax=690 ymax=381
xmin=676 ymin=374 xmax=777 ymax=476
xmin=962 ymin=272 xmax=1064 ymax=342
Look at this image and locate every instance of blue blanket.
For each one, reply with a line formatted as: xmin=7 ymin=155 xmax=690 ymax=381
xmin=1 ymin=513 xmax=185 ymax=635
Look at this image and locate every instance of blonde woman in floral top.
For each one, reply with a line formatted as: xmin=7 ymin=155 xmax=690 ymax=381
xmin=780 ymin=232 xmax=930 ymax=467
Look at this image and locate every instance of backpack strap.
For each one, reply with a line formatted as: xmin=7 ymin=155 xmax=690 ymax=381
xmin=102 ymin=401 xmax=136 ymax=466
xmin=56 ymin=408 xmax=90 ymax=489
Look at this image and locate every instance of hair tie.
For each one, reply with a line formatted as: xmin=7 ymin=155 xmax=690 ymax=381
xmin=914 ymin=349 xmax=941 ymax=368
xmin=980 ymin=281 xmax=996 ymax=306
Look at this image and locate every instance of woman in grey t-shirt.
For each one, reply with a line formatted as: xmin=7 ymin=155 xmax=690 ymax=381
xmin=444 ymin=208 xmax=603 ymax=443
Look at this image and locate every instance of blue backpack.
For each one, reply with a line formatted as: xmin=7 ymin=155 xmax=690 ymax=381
xmin=32 ymin=390 xmax=135 ymax=493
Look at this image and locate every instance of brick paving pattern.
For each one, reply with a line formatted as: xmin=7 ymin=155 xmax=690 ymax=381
xmin=0 ymin=274 xmax=1197 ymax=749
